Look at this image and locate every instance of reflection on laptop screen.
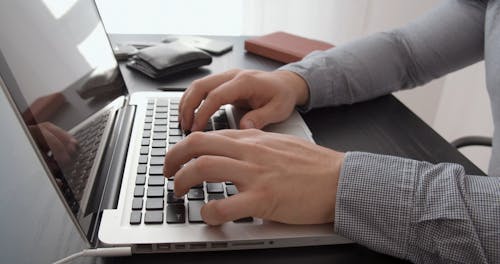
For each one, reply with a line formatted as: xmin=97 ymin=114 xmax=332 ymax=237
xmin=0 ymin=0 xmax=125 ymax=221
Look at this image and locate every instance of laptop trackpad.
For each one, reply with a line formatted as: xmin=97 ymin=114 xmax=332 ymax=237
xmin=263 ymin=123 xmax=313 ymax=142
xmin=226 ymin=105 xmax=314 ymax=142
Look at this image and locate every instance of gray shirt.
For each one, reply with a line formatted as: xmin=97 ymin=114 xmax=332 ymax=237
xmin=281 ymin=0 xmax=500 ymax=263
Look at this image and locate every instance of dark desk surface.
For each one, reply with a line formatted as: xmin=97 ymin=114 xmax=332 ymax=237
xmin=106 ymin=34 xmax=484 ymax=264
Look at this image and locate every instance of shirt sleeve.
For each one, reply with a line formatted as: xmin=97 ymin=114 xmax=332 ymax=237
xmin=336 ymin=152 xmax=500 ymax=263
xmin=279 ymin=0 xmax=485 ymax=111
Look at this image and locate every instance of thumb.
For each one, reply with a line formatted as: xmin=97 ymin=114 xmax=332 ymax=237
xmin=201 ymin=193 xmax=255 ymax=225
xmin=239 ymin=103 xmax=280 ymax=129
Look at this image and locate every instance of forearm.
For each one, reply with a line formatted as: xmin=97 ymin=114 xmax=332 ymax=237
xmin=336 ymin=152 xmax=500 ymax=263
xmin=280 ymin=0 xmax=485 ymax=110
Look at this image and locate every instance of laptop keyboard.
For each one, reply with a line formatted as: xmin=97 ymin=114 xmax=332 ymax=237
xmin=130 ymin=98 xmax=253 ymax=225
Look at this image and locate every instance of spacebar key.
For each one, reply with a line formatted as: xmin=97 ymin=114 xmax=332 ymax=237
xmin=188 ymin=201 xmax=205 ymax=223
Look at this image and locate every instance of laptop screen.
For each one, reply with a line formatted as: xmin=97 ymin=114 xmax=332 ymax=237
xmin=0 ymin=0 xmax=125 ymax=227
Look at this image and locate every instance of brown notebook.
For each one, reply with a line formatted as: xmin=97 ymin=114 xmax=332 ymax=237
xmin=244 ymin=31 xmax=334 ymax=64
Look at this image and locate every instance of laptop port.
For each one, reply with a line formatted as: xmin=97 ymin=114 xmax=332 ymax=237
xmin=157 ymin=244 xmax=171 ymax=251
xmin=211 ymin=242 xmax=228 ymax=249
xmin=232 ymin=241 xmax=265 ymax=247
xmin=174 ymin=244 xmax=186 ymax=250
xmin=189 ymin=243 xmax=207 ymax=249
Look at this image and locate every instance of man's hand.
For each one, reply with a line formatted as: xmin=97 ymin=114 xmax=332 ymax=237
xmin=164 ymin=129 xmax=344 ymax=225
xmin=179 ymin=69 xmax=309 ymax=132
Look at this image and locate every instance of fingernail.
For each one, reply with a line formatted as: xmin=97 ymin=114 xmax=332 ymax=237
xmin=242 ymin=119 xmax=255 ymax=129
xmin=191 ymin=123 xmax=199 ymax=132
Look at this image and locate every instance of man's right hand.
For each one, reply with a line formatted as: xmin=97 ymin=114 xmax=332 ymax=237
xmin=179 ymin=69 xmax=310 ymax=132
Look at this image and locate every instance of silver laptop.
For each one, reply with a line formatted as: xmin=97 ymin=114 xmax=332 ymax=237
xmin=0 ymin=0 xmax=350 ymax=255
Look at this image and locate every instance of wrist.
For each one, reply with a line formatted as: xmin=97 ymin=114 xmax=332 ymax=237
xmin=275 ymin=70 xmax=309 ymax=106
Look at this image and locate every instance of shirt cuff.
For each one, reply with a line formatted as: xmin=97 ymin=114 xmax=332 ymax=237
xmin=278 ymin=50 xmax=337 ymax=112
xmin=334 ymin=151 xmax=417 ymax=259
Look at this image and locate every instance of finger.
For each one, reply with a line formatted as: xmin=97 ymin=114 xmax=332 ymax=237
xmin=191 ymin=79 xmax=252 ymax=131
xmin=201 ymin=193 xmax=257 ymax=225
xmin=173 ymin=155 xmax=253 ymax=196
xmin=164 ymin=132 xmax=246 ymax=178
xmin=239 ymin=101 xmax=291 ymax=129
xmin=180 ymin=70 xmax=240 ymax=131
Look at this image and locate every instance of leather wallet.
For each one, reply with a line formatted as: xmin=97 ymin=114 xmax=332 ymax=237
xmin=126 ymin=41 xmax=212 ymax=79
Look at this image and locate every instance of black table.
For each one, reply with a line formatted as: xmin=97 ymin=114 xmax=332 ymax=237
xmin=106 ymin=34 xmax=484 ymax=264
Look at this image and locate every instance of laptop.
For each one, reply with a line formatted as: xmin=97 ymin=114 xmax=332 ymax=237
xmin=0 ymin=0 xmax=350 ymax=255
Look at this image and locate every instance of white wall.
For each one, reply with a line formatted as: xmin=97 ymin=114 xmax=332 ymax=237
xmin=96 ymin=0 xmax=492 ymax=172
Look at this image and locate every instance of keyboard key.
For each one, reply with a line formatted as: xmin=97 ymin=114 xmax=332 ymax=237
xmin=134 ymin=186 xmax=145 ymax=197
xmin=206 ymin=183 xmax=224 ymax=193
xmin=188 ymin=188 xmax=205 ymax=200
xmin=145 ymin=117 xmax=153 ymax=123
xmin=234 ymin=217 xmax=253 ymax=223
xmin=142 ymin=130 xmax=151 ymax=138
xmin=140 ymin=147 xmax=149 ymax=155
xmin=148 ymin=176 xmax=165 ymax=186
xmin=188 ymin=201 xmax=205 ymax=223
xmin=166 ymin=204 xmax=186 ymax=224
xmin=132 ymin=198 xmax=143 ymax=210
xmin=169 ymin=122 xmax=179 ymax=129
xmin=155 ymin=113 xmax=168 ymax=119
xmin=208 ymin=193 xmax=225 ymax=201
xmin=135 ymin=175 xmax=146 ymax=185
xmin=138 ymin=155 xmax=148 ymax=164
xmin=168 ymin=136 xmax=182 ymax=144
xmin=214 ymin=122 xmax=229 ymax=130
xmin=170 ymin=109 xmax=179 ymax=116
xmin=144 ymin=211 xmax=163 ymax=224
xmin=146 ymin=198 xmax=164 ymax=210
xmin=151 ymin=148 xmax=166 ymax=156
xmin=153 ymin=132 xmax=167 ymax=140
xmin=167 ymin=180 xmax=174 ymax=192
xmin=156 ymin=100 xmax=169 ymax=107
xmin=147 ymin=187 xmax=164 ymax=198
xmin=130 ymin=211 xmax=142 ymax=225
xmin=143 ymin=123 xmax=152 ymax=130
xmin=169 ymin=128 xmax=182 ymax=136
xmin=192 ymin=183 xmax=204 ymax=189
xmin=156 ymin=106 xmax=168 ymax=113
xmin=167 ymin=193 xmax=184 ymax=204
xmin=149 ymin=165 xmax=164 ymax=175
xmin=155 ymin=119 xmax=168 ymax=125
xmin=141 ymin=138 xmax=150 ymax=146
xmin=146 ymin=110 xmax=154 ymax=117
xmin=226 ymin=185 xmax=238 ymax=196
xmin=154 ymin=125 xmax=167 ymax=132
xmin=204 ymin=120 xmax=214 ymax=131
xmin=149 ymin=156 xmax=164 ymax=165
xmin=151 ymin=140 xmax=166 ymax=148
xmin=170 ymin=116 xmax=179 ymax=122
xmin=137 ymin=164 xmax=147 ymax=174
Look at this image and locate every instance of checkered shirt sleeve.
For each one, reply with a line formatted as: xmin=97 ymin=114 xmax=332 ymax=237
xmin=336 ymin=152 xmax=500 ymax=263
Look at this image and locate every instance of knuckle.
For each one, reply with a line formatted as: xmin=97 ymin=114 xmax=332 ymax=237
xmin=193 ymin=156 xmax=214 ymax=172
xmin=190 ymin=79 xmax=204 ymax=90
xmin=205 ymin=89 xmax=223 ymax=104
xmin=185 ymin=131 xmax=205 ymax=146
xmin=236 ymin=70 xmax=257 ymax=82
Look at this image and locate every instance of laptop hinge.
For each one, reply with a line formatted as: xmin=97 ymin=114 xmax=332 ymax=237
xmin=88 ymin=103 xmax=136 ymax=246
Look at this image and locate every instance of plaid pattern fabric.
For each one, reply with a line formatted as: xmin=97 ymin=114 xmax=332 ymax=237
xmin=336 ymin=152 xmax=500 ymax=263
